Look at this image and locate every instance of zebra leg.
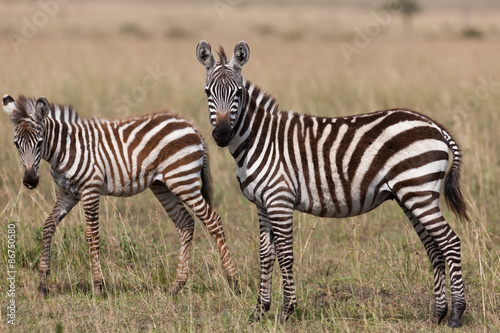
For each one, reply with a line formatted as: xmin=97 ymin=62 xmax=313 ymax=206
xmin=150 ymin=183 xmax=195 ymax=296
xmin=38 ymin=191 xmax=79 ymax=296
xmin=171 ymin=187 xmax=239 ymax=293
xmin=249 ymin=207 xmax=276 ymax=324
xmin=397 ymin=200 xmax=448 ymax=324
xmin=398 ymin=191 xmax=466 ymax=328
xmin=81 ymin=187 xmax=104 ymax=296
xmin=269 ymin=203 xmax=296 ymax=323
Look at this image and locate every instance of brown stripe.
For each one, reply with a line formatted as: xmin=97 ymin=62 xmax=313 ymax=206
xmin=391 ymin=172 xmax=446 ymax=193
xmin=347 ymin=110 xmax=427 ymax=182
xmin=321 ymin=121 xmax=341 ymax=215
xmin=359 ymin=126 xmax=445 ymax=208
xmin=335 ymin=119 xmax=357 ymax=215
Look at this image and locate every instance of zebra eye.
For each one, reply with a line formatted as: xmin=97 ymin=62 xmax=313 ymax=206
xmin=36 ymin=140 xmax=43 ymax=149
xmin=14 ymin=141 xmax=20 ymax=149
xmin=204 ymin=88 xmax=210 ymax=97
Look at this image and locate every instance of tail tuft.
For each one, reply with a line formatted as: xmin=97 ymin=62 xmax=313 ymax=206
xmin=201 ymin=141 xmax=214 ymax=208
xmin=444 ymin=156 xmax=470 ymax=222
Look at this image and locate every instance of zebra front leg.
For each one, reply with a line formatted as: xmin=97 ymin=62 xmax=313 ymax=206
xmin=82 ymin=187 xmax=104 ymax=296
xmin=398 ymin=201 xmax=448 ymax=324
xmin=150 ymin=184 xmax=195 ymax=296
xmin=249 ymin=207 xmax=276 ymax=324
xmin=38 ymin=191 xmax=79 ymax=296
xmin=269 ymin=204 xmax=296 ymax=323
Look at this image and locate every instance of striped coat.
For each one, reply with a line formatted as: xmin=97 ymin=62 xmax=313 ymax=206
xmin=3 ymin=95 xmax=238 ymax=296
xmin=197 ymin=40 xmax=468 ymax=328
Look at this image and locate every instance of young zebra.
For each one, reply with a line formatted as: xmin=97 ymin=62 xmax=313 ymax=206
xmin=196 ymin=41 xmax=469 ymax=328
xmin=3 ymin=95 xmax=238 ymax=296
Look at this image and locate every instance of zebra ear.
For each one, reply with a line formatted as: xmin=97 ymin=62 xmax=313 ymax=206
xmin=196 ymin=40 xmax=215 ymax=72
xmin=35 ymin=97 xmax=50 ymax=123
xmin=3 ymin=95 xmax=16 ymax=121
xmin=230 ymin=41 xmax=250 ymax=70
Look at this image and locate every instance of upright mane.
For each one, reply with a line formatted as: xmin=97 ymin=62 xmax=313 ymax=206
xmin=14 ymin=95 xmax=82 ymax=123
xmin=217 ymin=46 xmax=228 ymax=65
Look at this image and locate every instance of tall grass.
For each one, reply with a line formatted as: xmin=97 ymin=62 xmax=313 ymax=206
xmin=1 ymin=1 xmax=499 ymax=332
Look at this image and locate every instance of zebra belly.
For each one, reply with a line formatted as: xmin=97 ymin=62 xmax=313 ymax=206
xmin=238 ymin=169 xmax=392 ymax=218
xmin=293 ymin=188 xmax=393 ymax=218
xmin=100 ymin=173 xmax=157 ymax=197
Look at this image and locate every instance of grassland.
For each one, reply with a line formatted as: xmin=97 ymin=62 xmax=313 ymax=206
xmin=0 ymin=1 xmax=499 ymax=332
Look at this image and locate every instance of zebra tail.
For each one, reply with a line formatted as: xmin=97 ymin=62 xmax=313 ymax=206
xmin=443 ymin=132 xmax=470 ymax=222
xmin=201 ymin=140 xmax=214 ymax=208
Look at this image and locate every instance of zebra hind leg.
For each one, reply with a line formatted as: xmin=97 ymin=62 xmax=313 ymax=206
xmin=166 ymin=182 xmax=240 ymax=294
xmin=397 ymin=192 xmax=466 ymax=328
xmin=192 ymin=200 xmax=239 ymax=293
xmin=150 ymin=183 xmax=195 ymax=296
xmin=397 ymin=200 xmax=448 ymax=324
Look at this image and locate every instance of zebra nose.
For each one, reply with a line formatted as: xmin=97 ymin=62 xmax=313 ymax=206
xmin=23 ymin=170 xmax=39 ymax=189
xmin=212 ymin=124 xmax=234 ymax=147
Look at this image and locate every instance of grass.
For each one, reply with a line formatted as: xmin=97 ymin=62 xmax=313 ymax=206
xmin=1 ymin=1 xmax=500 ymax=332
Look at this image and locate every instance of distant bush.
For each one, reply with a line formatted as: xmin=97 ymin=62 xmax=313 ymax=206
xmin=119 ymin=22 xmax=150 ymax=39
xmin=462 ymin=26 xmax=484 ymax=39
xmin=165 ymin=26 xmax=190 ymax=39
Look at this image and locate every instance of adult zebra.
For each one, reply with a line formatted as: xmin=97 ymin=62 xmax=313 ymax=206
xmin=3 ymin=95 xmax=238 ymax=296
xmin=196 ymin=40 xmax=469 ymax=328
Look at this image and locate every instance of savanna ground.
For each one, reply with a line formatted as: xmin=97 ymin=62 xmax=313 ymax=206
xmin=0 ymin=0 xmax=499 ymax=332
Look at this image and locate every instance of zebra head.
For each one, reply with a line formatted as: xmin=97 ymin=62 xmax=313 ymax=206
xmin=3 ymin=95 xmax=50 ymax=189
xmin=197 ymin=40 xmax=250 ymax=147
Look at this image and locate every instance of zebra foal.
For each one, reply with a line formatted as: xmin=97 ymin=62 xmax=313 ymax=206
xmin=196 ymin=40 xmax=469 ymax=328
xmin=3 ymin=95 xmax=238 ymax=296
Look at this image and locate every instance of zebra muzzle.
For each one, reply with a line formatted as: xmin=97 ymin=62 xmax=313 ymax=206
xmin=23 ymin=169 xmax=39 ymax=189
xmin=212 ymin=121 xmax=234 ymax=147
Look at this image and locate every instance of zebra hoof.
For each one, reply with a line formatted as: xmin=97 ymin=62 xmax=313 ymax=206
xmin=227 ymin=276 xmax=240 ymax=295
xmin=169 ymin=281 xmax=186 ymax=297
xmin=447 ymin=303 xmax=466 ymax=328
xmin=447 ymin=317 xmax=463 ymax=328
xmin=431 ymin=304 xmax=448 ymax=325
xmin=38 ymin=284 xmax=48 ymax=297
xmin=279 ymin=302 xmax=296 ymax=324
xmin=93 ymin=280 xmax=104 ymax=296
xmin=248 ymin=302 xmax=270 ymax=325
xmin=248 ymin=311 xmax=262 ymax=325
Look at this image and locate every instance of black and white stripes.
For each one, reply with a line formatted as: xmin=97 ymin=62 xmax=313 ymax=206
xmin=197 ymin=40 xmax=468 ymax=328
xmin=3 ymin=95 xmax=238 ymax=297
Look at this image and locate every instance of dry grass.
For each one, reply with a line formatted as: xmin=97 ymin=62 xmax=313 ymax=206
xmin=0 ymin=1 xmax=499 ymax=332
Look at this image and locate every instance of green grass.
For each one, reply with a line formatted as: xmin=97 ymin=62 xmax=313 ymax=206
xmin=1 ymin=1 xmax=500 ymax=332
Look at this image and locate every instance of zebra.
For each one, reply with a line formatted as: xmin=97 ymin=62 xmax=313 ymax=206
xmin=2 ymin=94 xmax=239 ymax=297
xmin=196 ymin=40 xmax=469 ymax=328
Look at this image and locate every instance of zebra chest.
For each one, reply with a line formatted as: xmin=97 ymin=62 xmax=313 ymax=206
xmin=50 ymin=168 xmax=81 ymax=199
xmin=236 ymin=167 xmax=265 ymax=206
xmin=235 ymin=162 xmax=287 ymax=208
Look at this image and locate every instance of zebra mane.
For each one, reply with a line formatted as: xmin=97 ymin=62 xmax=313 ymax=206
xmin=8 ymin=95 xmax=32 ymax=124
xmin=14 ymin=95 xmax=82 ymax=123
xmin=216 ymin=46 xmax=228 ymax=65
xmin=244 ymin=78 xmax=280 ymax=113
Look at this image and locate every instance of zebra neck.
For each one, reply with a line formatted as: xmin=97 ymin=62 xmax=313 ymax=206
xmin=228 ymin=79 xmax=279 ymax=163
xmin=42 ymin=103 xmax=83 ymax=166
xmin=42 ymin=118 xmax=76 ymax=168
